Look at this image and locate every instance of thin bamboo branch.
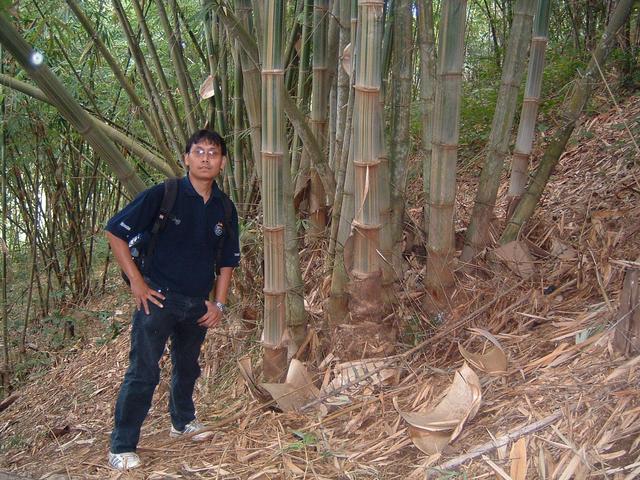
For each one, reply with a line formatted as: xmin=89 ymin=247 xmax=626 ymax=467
xmin=155 ymin=0 xmax=198 ymax=134
xmin=131 ymin=0 xmax=186 ymax=147
xmin=65 ymin=0 xmax=174 ymax=165
xmin=0 ymin=15 xmax=145 ymax=195
xmin=0 ymin=74 xmax=175 ymax=177
xmin=428 ymin=412 xmax=563 ymax=477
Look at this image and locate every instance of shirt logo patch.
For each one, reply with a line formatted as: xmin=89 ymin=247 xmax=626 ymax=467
xmin=171 ymin=215 xmax=181 ymax=226
xmin=214 ymin=223 xmax=224 ymax=237
xmin=119 ymin=221 xmax=131 ymax=231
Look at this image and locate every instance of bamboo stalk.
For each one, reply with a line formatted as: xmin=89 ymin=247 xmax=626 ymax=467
xmin=417 ymin=0 xmax=436 ymax=231
xmin=0 ymin=15 xmax=145 ymax=195
xmin=500 ymin=0 xmax=635 ymax=243
xmin=347 ymin=0 xmax=385 ymax=315
xmin=66 ymin=0 xmax=175 ymax=167
xmin=262 ymin=0 xmax=288 ymax=378
xmin=0 ymin=43 xmax=9 ymax=394
xmin=131 ymin=0 xmax=186 ymax=147
xmin=170 ymin=0 xmax=204 ymax=123
xmin=506 ymin=0 xmax=551 ymax=211
xmin=388 ymin=0 xmax=413 ymax=278
xmin=326 ymin=0 xmax=357 ymax=325
xmin=426 ymin=0 xmax=467 ymax=300
xmin=307 ymin=0 xmax=331 ymax=240
xmin=155 ymin=0 xmax=199 ymax=134
xmin=462 ymin=0 xmax=536 ymax=262
xmin=0 ymin=74 xmax=175 ymax=177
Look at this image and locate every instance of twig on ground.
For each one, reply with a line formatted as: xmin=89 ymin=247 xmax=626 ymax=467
xmin=425 ymin=411 xmax=563 ymax=478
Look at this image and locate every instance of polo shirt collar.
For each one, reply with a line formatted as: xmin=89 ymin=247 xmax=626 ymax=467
xmin=182 ymin=174 xmax=223 ymax=199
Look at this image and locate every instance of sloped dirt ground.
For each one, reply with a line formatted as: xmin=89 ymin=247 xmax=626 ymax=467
xmin=1 ymin=94 xmax=639 ymax=480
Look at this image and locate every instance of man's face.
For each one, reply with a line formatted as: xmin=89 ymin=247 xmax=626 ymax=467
xmin=183 ymin=141 xmax=226 ymax=182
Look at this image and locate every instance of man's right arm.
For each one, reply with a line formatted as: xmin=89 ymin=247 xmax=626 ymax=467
xmin=106 ymin=231 xmax=164 ymax=314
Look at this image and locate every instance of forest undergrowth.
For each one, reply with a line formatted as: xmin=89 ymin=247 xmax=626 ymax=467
xmin=0 ymin=92 xmax=639 ymax=479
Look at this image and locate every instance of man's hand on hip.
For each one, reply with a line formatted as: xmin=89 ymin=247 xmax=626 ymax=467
xmin=130 ymin=277 xmax=165 ymax=314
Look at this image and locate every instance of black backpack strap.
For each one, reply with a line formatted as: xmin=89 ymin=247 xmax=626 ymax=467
xmin=146 ymin=177 xmax=179 ymax=262
xmin=214 ymin=191 xmax=234 ymax=276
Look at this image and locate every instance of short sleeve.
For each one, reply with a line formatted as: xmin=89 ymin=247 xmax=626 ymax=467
xmin=105 ymin=184 xmax=164 ymax=242
xmin=218 ymin=201 xmax=241 ymax=268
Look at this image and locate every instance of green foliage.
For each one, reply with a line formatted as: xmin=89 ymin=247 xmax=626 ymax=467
xmin=0 ymin=433 xmax=30 ymax=453
xmin=95 ymin=309 xmax=124 ymax=345
xmin=539 ymin=49 xmax=586 ymax=117
xmin=459 ymin=57 xmax=502 ymax=157
xmin=284 ymin=430 xmax=319 ymax=452
xmin=12 ymin=351 xmax=53 ymax=383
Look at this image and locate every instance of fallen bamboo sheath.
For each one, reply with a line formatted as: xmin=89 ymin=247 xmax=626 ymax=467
xmin=425 ymin=411 xmax=563 ymax=478
xmin=301 ymin=280 xmax=526 ymax=411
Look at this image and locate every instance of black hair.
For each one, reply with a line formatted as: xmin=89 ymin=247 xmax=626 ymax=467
xmin=185 ymin=129 xmax=227 ymax=156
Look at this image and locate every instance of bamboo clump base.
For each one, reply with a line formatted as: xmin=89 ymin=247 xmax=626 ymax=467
xmin=1 ymin=98 xmax=639 ymax=480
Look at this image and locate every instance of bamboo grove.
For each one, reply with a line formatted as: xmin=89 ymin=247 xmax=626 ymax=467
xmin=0 ymin=0 xmax=638 ymax=388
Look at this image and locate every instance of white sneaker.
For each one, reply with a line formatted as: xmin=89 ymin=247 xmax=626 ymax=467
xmin=108 ymin=451 xmax=141 ymax=470
xmin=169 ymin=419 xmax=213 ymax=441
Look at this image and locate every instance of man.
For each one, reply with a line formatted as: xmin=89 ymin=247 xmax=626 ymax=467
xmin=105 ymin=129 xmax=240 ymax=470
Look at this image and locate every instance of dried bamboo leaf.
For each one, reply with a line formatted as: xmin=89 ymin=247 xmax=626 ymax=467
xmin=458 ymin=343 xmax=508 ymax=374
xmin=401 ymin=363 xmax=481 ymax=431
xmin=489 ymin=241 xmax=536 ymax=278
xmin=510 ymin=438 xmax=528 ymax=480
xmin=199 ymin=74 xmax=215 ymax=99
xmin=408 ymin=426 xmax=451 ymax=455
xmin=237 ymin=356 xmax=270 ymax=402
xmin=402 ymin=363 xmax=482 ymax=453
xmin=260 ymin=359 xmax=320 ymax=412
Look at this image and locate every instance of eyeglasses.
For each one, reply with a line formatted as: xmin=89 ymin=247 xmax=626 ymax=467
xmin=191 ymin=147 xmax=221 ymax=159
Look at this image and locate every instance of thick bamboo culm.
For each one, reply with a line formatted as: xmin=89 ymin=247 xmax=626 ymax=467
xmin=462 ymin=0 xmax=536 ymax=261
xmin=308 ymin=0 xmax=330 ymax=238
xmin=351 ymin=0 xmax=384 ymax=278
xmin=426 ymin=0 xmax=467 ymax=294
xmin=500 ymin=0 xmax=635 ymax=243
xmin=261 ymin=1 xmax=287 ymax=349
xmin=508 ymin=0 xmax=551 ymax=199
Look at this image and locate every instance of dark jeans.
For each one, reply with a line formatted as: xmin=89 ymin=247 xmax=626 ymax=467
xmin=110 ymin=283 xmax=207 ymax=453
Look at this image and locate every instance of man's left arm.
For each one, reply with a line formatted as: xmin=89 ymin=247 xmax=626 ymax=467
xmin=198 ymin=267 xmax=234 ymax=328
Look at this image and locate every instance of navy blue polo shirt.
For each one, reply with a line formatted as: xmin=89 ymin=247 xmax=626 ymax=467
xmin=106 ymin=175 xmax=240 ymax=297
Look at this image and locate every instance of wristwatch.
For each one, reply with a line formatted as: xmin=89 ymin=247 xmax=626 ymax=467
xmin=214 ymin=301 xmax=226 ymax=313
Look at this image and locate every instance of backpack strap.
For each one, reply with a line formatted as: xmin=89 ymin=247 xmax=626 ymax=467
xmin=146 ymin=177 xmax=179 ymax=264
xmin=214 ymin=190 xmax=234 ymax=276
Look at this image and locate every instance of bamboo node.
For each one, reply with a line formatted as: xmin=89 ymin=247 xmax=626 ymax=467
xmin=263 ymin=289 xmax=287 ymax=296
xmin=352 ymin=220 xmax=382 ymax=230
xmin=353 ymin=160 xmax=382 ymax=167
xmin=261 ymin=69 xmax=285 ymax=76
xmin=264 ymin=226 xmax=285 ymax=233
xmin=354 ymin=84 xmax=381 ymax=93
